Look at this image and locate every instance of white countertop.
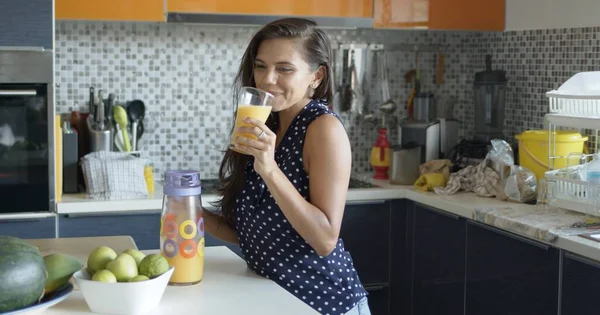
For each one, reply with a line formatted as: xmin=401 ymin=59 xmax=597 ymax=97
xmin=50 ymin=176 xmax=600 ymax=263
xmin=45 ymin=246 xmax=316 ymax=315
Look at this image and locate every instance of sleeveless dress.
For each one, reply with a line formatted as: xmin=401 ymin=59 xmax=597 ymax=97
xmin=233 ymin=100 xmax=368 ymax=315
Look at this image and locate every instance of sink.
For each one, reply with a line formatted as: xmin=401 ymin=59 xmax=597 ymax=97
xmin=199 ymin=178 xmax=379 ymax=195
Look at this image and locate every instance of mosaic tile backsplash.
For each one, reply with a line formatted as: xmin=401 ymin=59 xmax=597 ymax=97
xmin=55 ymin=21 xmax=480 ymax=178
xmin=54 ymin=21 xmax=600 ymax=179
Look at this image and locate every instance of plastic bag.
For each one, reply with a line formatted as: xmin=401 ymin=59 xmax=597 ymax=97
xmin=486 ymin=139 xmax=537 ymax=203
xmin=486 ymin=139 xmax=514 ymax=166
xmin=499 ymin=165 xmax=538 ymax=203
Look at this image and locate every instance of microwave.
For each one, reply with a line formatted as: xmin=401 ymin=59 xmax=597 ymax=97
xmin=0 ymin=49 xmax=54 ymax=213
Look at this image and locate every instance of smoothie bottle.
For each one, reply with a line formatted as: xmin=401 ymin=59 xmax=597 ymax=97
xmin=230 ymin=87 xmax=275 ymax=154
xmin=160 ymin=170 xmax=204 ymax=285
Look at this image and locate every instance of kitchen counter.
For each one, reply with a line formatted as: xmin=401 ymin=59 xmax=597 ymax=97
xmin=32 ymin=236 xmax=316 ymax=315
xmin=52 ymin=176 xmax=600 ymax=263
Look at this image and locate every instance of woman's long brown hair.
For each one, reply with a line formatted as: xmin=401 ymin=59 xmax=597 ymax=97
xmin=214 ymin=18 xmax=334 ymax=227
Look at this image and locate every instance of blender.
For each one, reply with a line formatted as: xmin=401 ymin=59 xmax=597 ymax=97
xmin=473 ymin=54 xmax=507 ymax=142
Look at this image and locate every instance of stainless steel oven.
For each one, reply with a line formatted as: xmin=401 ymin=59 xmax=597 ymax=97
xmin=0 ymin=49 xmax=54 ymax=213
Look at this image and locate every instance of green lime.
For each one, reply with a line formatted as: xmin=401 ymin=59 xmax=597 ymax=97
xmin=105 ymin=253 xmax=138 ymax=282
xmin=129 ymin=275 xmax=150 ymax=282
xmin=138 ymin=254 xmax=169 ymax=278
xmin=123 ymin=249 xmax=146 ymax=267
xmin=91 ymin=269 xmax=117 ymax=283
xmin=87 ymin=246 xmax=117 ymax=275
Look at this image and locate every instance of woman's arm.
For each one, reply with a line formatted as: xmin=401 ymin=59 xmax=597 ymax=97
xmin=203 ymin=210 xmax=240 ymax=245
xmin=261 ymin=115 xmax=351 ymax=256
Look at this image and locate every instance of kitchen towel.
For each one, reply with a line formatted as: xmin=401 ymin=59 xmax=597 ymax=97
xmin=434 ymin=159 xmax=501 ymax=197
xmin=81 ymin=151 xmax=149 ymax=200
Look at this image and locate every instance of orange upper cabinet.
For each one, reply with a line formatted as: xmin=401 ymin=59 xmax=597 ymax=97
xmin=166 ymin=0 xmax=373 ymax=19
xmin=374 ymin=0 xmax=505 ymax=31
xmin=55 ymin=0 xmax=165 ymax=22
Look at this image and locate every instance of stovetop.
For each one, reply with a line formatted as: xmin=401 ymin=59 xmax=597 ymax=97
xmin=199 ymin=178 xmax=379 ymax=195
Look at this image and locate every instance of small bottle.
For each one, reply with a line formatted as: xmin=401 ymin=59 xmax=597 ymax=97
xmin=370 ymin=128 xmax=391 ymax=180
xmin=160 ymin=170 xmax=205 ymax=286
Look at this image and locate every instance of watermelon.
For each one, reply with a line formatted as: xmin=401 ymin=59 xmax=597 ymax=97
xmin=0 ymin=236 xmax=47 ymax=312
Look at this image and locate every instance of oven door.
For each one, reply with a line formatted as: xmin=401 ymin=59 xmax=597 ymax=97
xmin=0 ymin=84 xmax=50 ymax=213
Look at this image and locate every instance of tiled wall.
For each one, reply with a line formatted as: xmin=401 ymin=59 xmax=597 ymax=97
xmin=55 ymin=21 xmax=480 ymax=179
xmin=55 ymin=21 xmax=600 ymax=179
xmin=478 ymin=27 xmax=600 ymax=143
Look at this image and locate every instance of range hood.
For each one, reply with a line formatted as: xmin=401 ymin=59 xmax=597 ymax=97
xmin=166 ymin=12 xmax=373 ymax=29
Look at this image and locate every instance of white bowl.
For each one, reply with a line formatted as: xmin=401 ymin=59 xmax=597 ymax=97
xmin=73 ymin=267 xmax=174 ymax=315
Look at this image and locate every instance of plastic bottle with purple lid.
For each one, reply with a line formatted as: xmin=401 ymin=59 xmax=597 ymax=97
xmin=160 ymin=170 xmax=205 ymax=285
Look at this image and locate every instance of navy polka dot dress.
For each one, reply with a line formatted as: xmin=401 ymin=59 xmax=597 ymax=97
xmin=233 ymin=100 xmax=368 ymax=315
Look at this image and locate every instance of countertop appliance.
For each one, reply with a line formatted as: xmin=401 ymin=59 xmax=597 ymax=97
xmin=399 ymin=120 xmax=440 ymax=164
xmin=473 ymin=54 xmax=507 ymax=142
xmin=0 ymin=48 xmax=54 ymax=213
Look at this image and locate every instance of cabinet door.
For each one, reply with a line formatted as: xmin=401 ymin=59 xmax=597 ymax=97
xmin=167 ymin=0 xmax=373 ymax=18
xmin=0 ymin=216 xmax=55 ymax=239
xmin=374 ymin=0 xmax=505 ymax=31
xmin=55 ymin=0 xmax=164 ymax=21
xmin=59 ymin=212 xmax=161 ymax=250
xmin=429 ymin=0 xmax=505 ymax=31
xmin=339 ymin=200 xmax=391 ymax=286
xmin=390 ymin=199 xmax=410 ymax=315
xmin=412 ymin=203 xmax=466 ymax=315
xmin=365 ymin=285 xmax=390 ymax=315
xmin=466 ymin=221 xmax=559 ymax=315
xmin=561 ymin=252 xmax=600 ymax=315
xmin=0 ymin=0 xmax=52 ymax=49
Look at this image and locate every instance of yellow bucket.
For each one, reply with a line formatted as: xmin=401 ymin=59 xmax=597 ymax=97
xmin=515 ymin=130 xmax=588 ymax=181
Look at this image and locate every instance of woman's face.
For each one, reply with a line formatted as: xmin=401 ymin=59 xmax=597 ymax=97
xmin=253 ymin=38 xmax=323 ymax=112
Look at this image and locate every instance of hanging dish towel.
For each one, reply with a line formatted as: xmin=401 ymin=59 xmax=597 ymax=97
xmin=81 ymin=151 xmax=150 ymax=200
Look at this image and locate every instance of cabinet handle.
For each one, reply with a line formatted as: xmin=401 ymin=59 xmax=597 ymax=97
xmin=0 ymin=46 xmax=45 ymax=52
xmin=416 ymin=202 xmax=460 ymax=220
xmin=0 ymin=89 xmax=37 ymax=96
xmin=469 ymin=221 xmax=550 ymax=250
xmin=564 ymin=251 xmax=600 ymax=267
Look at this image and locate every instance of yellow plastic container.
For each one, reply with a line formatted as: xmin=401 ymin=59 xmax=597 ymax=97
xmin=515 ymin=130 xmax=588 ymax=180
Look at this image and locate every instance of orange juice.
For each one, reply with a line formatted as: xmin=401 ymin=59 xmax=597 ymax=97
xmin=161 ymin=170 xmax=204 ymax=286
xmin=230 ymin=104 xmax=273 ymax=154
xmin=165 ymin=239 xmax=204 ymax=283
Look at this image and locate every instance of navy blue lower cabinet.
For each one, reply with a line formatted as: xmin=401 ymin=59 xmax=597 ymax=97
xmin=412 ymin=202 xmax=466 ymax=315
xmin=340 ymin=200 xmax=391 ymax=286
xmin=561 ymin=252 xmax=600 ymax=315
xmin=390 ymin=199 xmax=411 ymax=315
xmin=364 ymin=285 xmax=390 ymax=315
xmin=465 ymin=221 xmax=559 ymax=315
xmin=0 ymin=215 xmax=55 ymax=239
xmin=58 ymin=212 xmax=161 ymax=250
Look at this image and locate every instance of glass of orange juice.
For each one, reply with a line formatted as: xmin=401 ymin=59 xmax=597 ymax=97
xmin=230 ymin=87 xmax=274 ymax=154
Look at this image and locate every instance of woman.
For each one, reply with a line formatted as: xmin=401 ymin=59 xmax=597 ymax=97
xmin=204 ymin=18 xmax=370 ymax=315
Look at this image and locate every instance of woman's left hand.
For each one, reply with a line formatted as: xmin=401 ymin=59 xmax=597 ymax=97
xmin=234 ymin=117 xmax=278 ymax=177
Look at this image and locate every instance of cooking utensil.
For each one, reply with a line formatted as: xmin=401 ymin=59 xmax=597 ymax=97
xmin=89 ymin=86 xmax=95 ymax=117
xmin=341 ymin=51 xmax=364 ymax=115
xmin=106 ymin=93 xmax=116 ymax=128
xmin=113 ymin=105 xmax=131 ymax=152
xmin=96 ymin=90 xmax=105 ymax=130
xmin=435 ymin=53 xmax=445 ymax=85
xmin=127 ymin=100 xmax=146 ymax=151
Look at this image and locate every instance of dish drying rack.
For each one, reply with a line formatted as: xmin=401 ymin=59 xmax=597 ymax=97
xmin=544 ymin=72 xmax=600 ymax=216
